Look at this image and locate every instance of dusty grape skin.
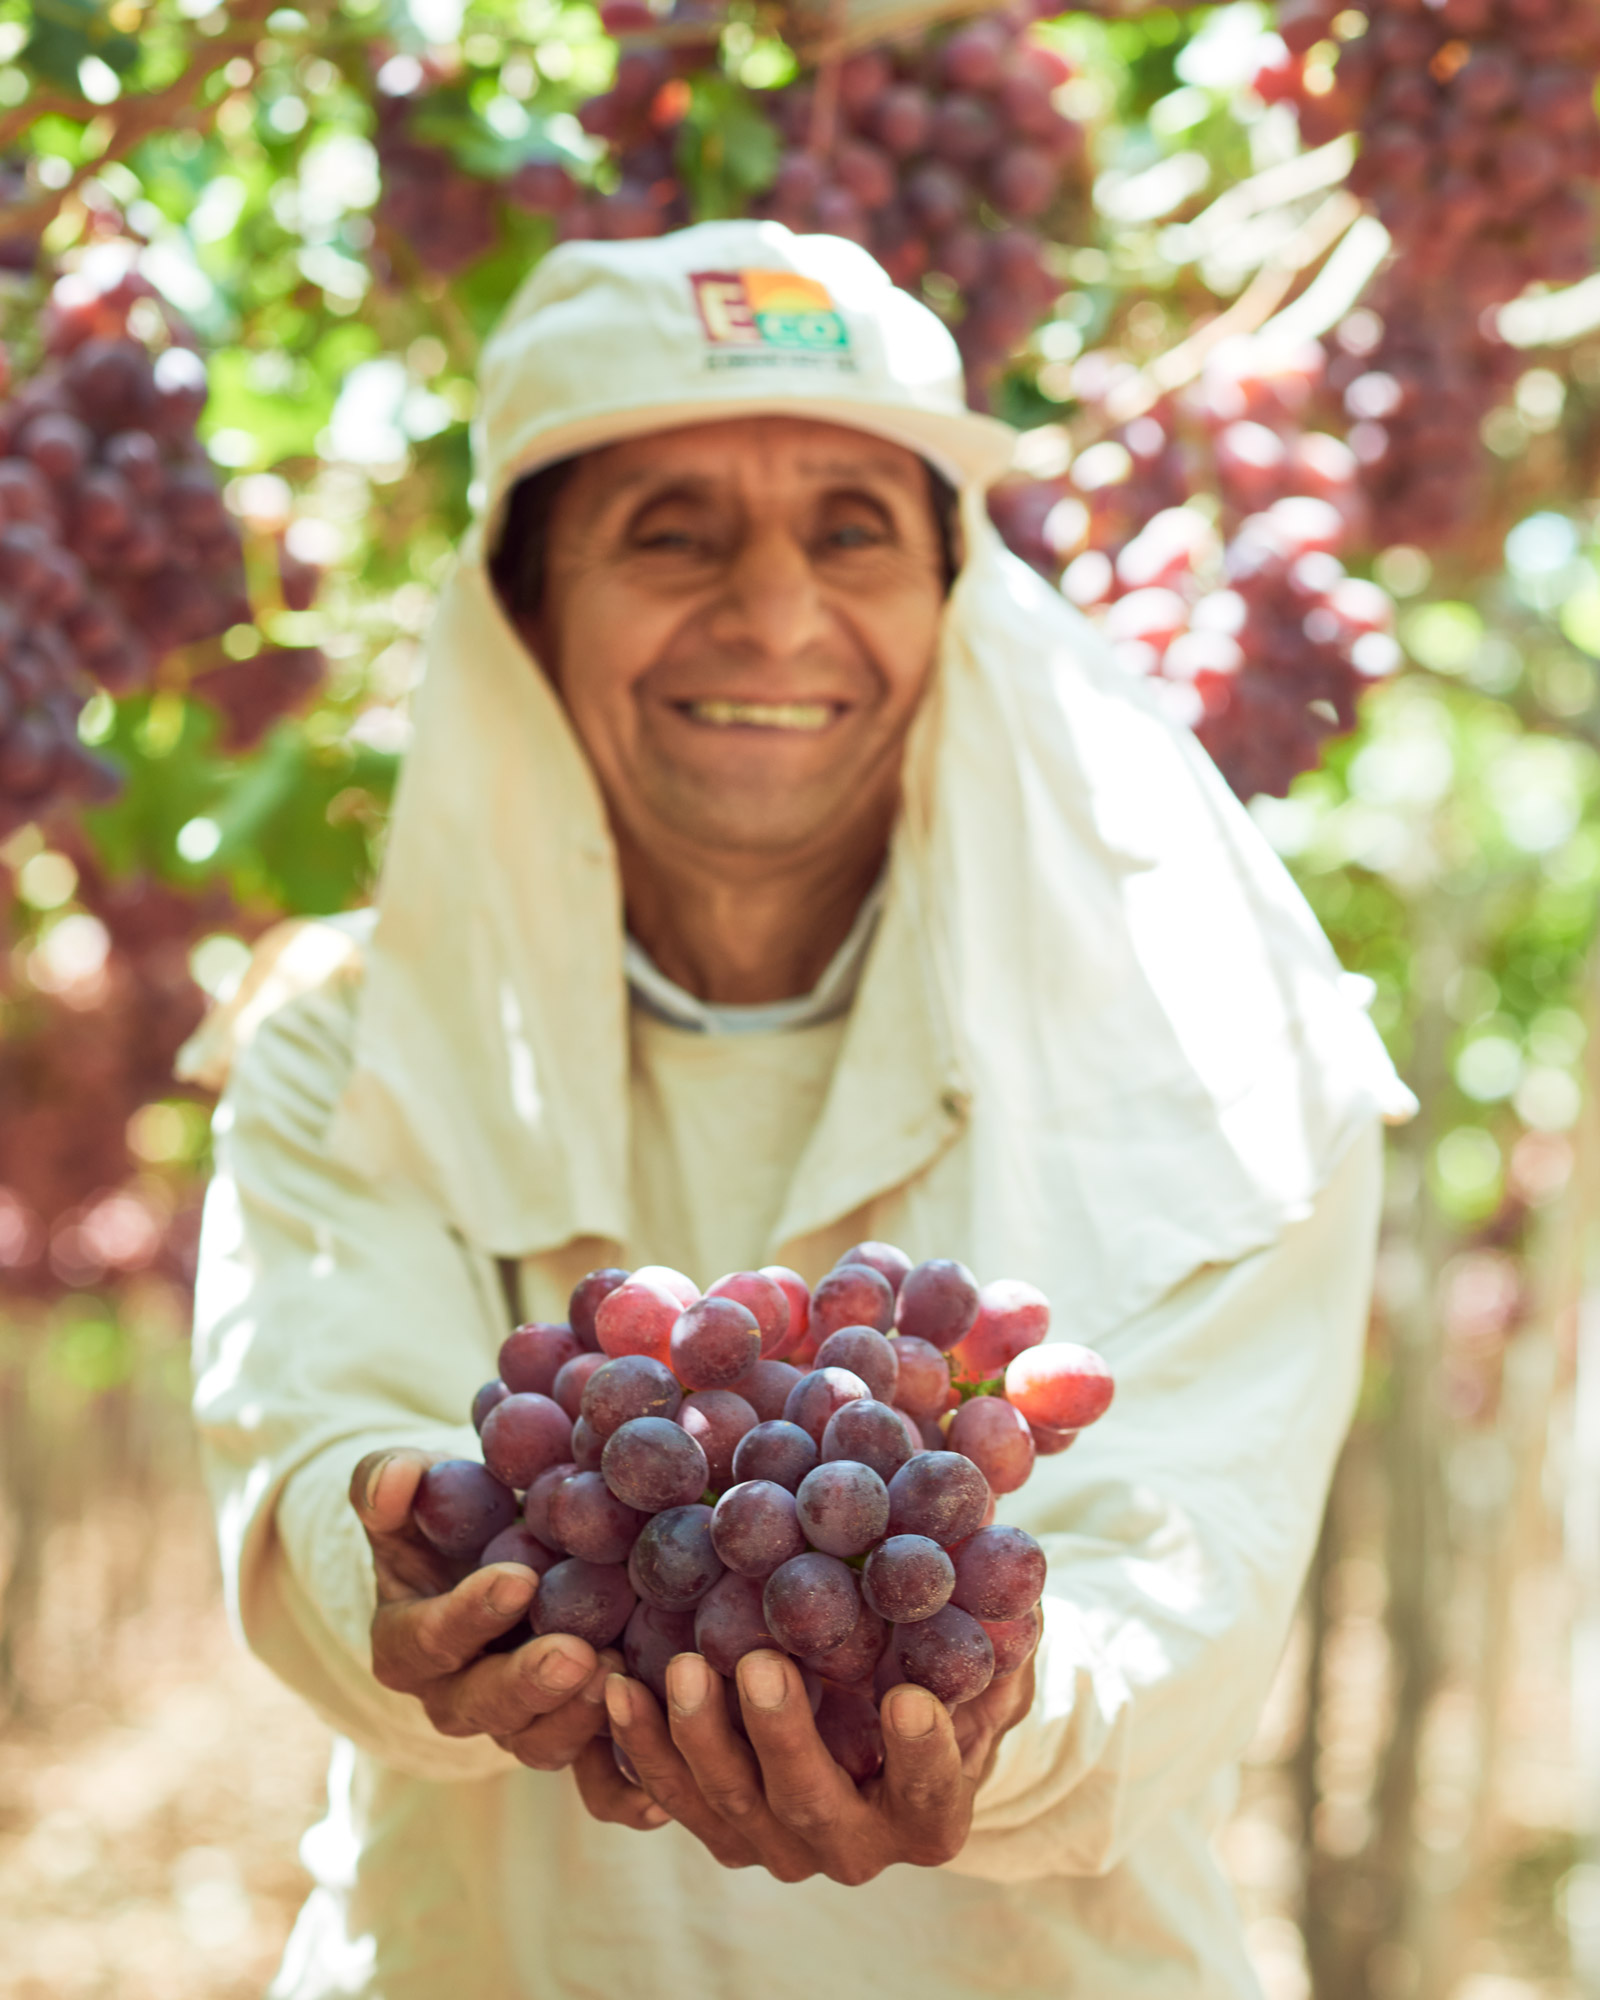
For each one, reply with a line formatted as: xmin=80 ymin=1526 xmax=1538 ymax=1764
xmin=552 ymin=1351 xmax=607 ymax=1421
xmin=711 ymin=1480 xmax=807 ymax=1577
xmin=414 ymin=1460 xmax=520 ymax=1559
xmin=593 ymin=1277 xmax=681 ymax=1364
xmin=895 ymin=1259 xmax=981 ymax=1353
xmin=729 ymin=1358 xmax=804 ymax=1423
xmin=670 ymin=1297 xmax=763 ymax=1391
xmin=799 ymin=1595 xmax=890 ymax=1687
xmin=795 ymin=1460 xmax=890 ymax=1558
xmin=760 ymin=1265 xmax=811 ymax=1359
xmin=569 ymin=1267 xmax=630 ymax=1353
xmin=730 ymin=1419 xmax=820 ymax=1493
xmin=499 ymin=1321 xmax=581 ymax=1398
xmin=862 ymin=1534 xmax=956 ymax=1623
xmin=813 ymin=1326 xmax=899 ymax=1403
xmin=476 ymin=1524 xmax=561 ymax=1577
xmin=948 ymin=1396 xmax=1036 ymax=1495
xmin=838 ymin=1240 xmax=912 ymax=1299
xmin=547 ymin=1470 xmax=647 ymax=1566
xmin=1028 ymin=1421 xmax=1079 ymax=1457
xmin=627 ymin=1504 xmax=724 ymax=1610
xmin=949 ymin=1524 xmax=1047 ymax=1621
xmin=631 ymin=1264 xmax=699 ymax=1307
xmin=872 ymin=1625 xmax=910 ymax=1702
xmin=522 ymin=1461 xmax=576 ymax=1547
xmin=951 ymin=1279 xmax=1050 ymax=1381
xmin=622 ymin=1600 xmax=698 ymax=1703
xmin=480 ymin=1392 xmax=575 ymax=1489
xmin=570 ymin=1414 xmax=605 ymax=1473
xmin=895 ymin=1604 xmax=995 ymax=1705
xmin=471 ymin=1379 xmax=509 ymax=1434
xmin=886 ymin=1451 xmax=991 ymax=1547
xmin=580 ymin=1353 xmax=683 ymax=1438
xmin=695 ymin=1570 xmax=782 ymax=1675
xmin=784 ymin=1366 xmax=871 ymax=1446
xmin=983 ymin=1607 xmax=1042 ymax=1679
xmin=887 ymin=1335 xmax=951 ymax=1418
xmin=676 ymin=1390 xmax=759 ymax=1490
xmin=707 ymin=1270 xmax=792 ymax=1358
xmin=763 ymin=1551 xmax=862 ymax=1656
xmin=815 ymin=1685 xmax=886 ymax=1783
xmin=810 ymin=1263 xmax=895 ymax=1339
xmin=1003 ymin=1343 xmax=1115 ymax=1432
xmin=531 ymin=1557 xmax=637 ymax=1648
xmin=602 ymin=1416 xmax=709 ymax=1512
xmin=820 ymin=1398 xmax=916 ymax=1483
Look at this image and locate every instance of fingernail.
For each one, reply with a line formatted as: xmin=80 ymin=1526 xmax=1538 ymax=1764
xmin=605 ymin=1675 xmax=635 ymax=1728
xmin=486 ymin=1572 xmax=535 ymax=1617
xmin=641 ymin=1805 xmax=670 ymax=1827
xmin=536 ymin=1645 xmax=589 ymax=1693
xmin=739 ymin=1650 xmax=788 ymax=1712
xmin=668 ymin=1651 xmax=710 ymax=1716
xmin=583 ymin=1661 xmax=615 ymax=1704
xmin=890 ymin=1686 xmax=937 ymax=1738
xmin=363 ymin=1454 xmax=393 ymax=1512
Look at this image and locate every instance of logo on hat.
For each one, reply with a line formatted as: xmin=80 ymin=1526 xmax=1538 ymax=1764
xmin=690 ymin=270 xmax=850 ymax=353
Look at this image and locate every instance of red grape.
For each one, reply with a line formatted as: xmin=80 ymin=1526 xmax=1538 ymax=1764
xmin=522 ymin=1461 xmax=577 ymax=1547
xmin=897 ymin=1604 xmax=995 ymax=1704
xmin=862 ymin=1534 xmax=956 ymax=1623
xmin=623 ymin=1600 xmax=698 ymax=1703
xmin=763 ymin=1551 xmax=861 ymax=1655
xmin=499 ymin=1321 xmax=582 ymax=1397
xmin=552 ymin=1351 xmax=607 ymax=1421
xmin=413 ymin=1460 xmax=520 ymax=1559
xmin=471 ymin=1379 xmax=509 ymax=1434
xmin=547 ymin=1469 xmax=647 ymax=1565
xmin=677 ymin=1389 xmax=759 ymax=1489
xmin=594 ymin=1276 xmax=681 ymax=1363
xmin=983 ymin=1608 xmax=1041 ymax=1680
xmin=480 ymin=1392 xmax=575 ymax=1489
xmin=795 ymin=1460 xmax=890 ymax=1558
xmin=707 ymin=1270 xmax=792 ymax=1357
xmin=569 ymin=1266 xmax=630 ymax=1351
xmin=952 ymin=1278 xmax=1050 ymax=1381
xmin=581 ymin=1353 xmax=683 ymax=1438
xmin=838 ymin=1241 xmax=912 ymax=1297
xmin=949 ymin=1525 xmax=1047 ymax=1621
xmin=603 ymin=1415 xmax=709 ymax=1511
xmin=896 ymin=1260 xmax=980 ymax=1352
xmin=813 ymin=1325 xmax=899 ymax=1402
xmin=759 ymin=1266 xmax=811 ymax=1358
xmin=532 ymin=1557 xmax=636 ymax=1647
xmin=632 ymin=1263 xmax=699 ymax=1307
xmin=570 ymin=1414 xmax=605 ymax=1472
xmin=810 ymin=1263 xmax=895 ymax=1338
xmin=784 ymin=1366 xmax=871 ymax=1446
xmin=1003 ymin=1343 xmax=1115 ymax=1431
xmin=816 ymin=1685 xmax=885 ymax=1783
xmin=730 ymin=1419 xmax=820 ymax=1493
xmin=886 ymin=1451 xmax=991 ymax=1547
xmin=1029 ymin=1422 xmax=1079 ymax=1457
xmin=728 ymin=1358 xmax=803 ymax=1422
xmin=477 ymin=1524 xmax=561 ymax=1577
xmin=711 ymin=1480 xmax=806 ymax=1577
xmin=820 ymin=1399 xmax=916 ymax=1483
xmin=671 ymin=1296 xmax=762 ymax=1389
xmin=628 ymin=1503 xmax=723 ymax=1610
xmin=889 ymin=1336 xmax=950 ymax=1419
xmin=948 ymin=1396 xmax=1035 ymax=1495
xmin=799 ymin=1595 xmax=890 ymax=1687
xmin=694 ymin=1571 xmax=782 ymax=1675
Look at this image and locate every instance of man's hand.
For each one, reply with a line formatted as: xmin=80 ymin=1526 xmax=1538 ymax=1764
xmin=573 ymin=1639 xmax=1037 ymax=1881
xmin=349 ymin=1448 xmax=616 ymax=1771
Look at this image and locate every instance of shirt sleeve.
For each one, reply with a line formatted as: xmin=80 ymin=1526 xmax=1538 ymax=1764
xmin=951 ymin=1119 xmax=1383 ymax=1882
xmin=191 ymin=963 xmax=518 ymax=1784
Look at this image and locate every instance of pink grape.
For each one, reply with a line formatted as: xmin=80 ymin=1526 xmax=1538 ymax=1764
xmin=816 ymin=1685 xmax=885 ymax=1783
xmin=476 ymin=1524 xmax=560 ymax=1576
xmin=677 ymin=1390 xmax=759 ymax=1489
xmin=1003 ymin=1343 xmax=1115 ymax=1431
xmin=810 ymin=1263 xmax=894 ymax=1338
xmin=552 ymin=1351 xmax=606 ymax=1420
xmin=784 ymin=1366 xmax=871 ymax=1446
xmin=896 ymin=1260 xmax=980 ymax=1352
xmin=603 ymin=1416 xmax=709 ymax=1511
xmin=547 ymin=1470 xmax=647 ymax=1565
xmin=982 ymin=1608 xmax=1041 ymax=1679
xmin=760 ymin=1265 xmax=811 ymax=1358
xmin=799 ymin=1596 xmax=889 ymax=1687
xmin=795 ymin=1460 xmax=890 ymax=1558
xmin=632 ymin=1263 xmax=699 ymax=1307
xmin=814 ymin=1325 xmax=899 ymax=1402
xmin=594 ymin=1277 xmax=681 ymax=1363
xmin=480 ymin=1392 xmax=574 ymax=1489
xmin=569 ymin=1267 xmax=630 ymax=1352
xmin=522 ymin=1461 xmax=576 ymax=1547
xmin=471 ymin=1379 xmax=509 ymax=1434
xmin=731 ymin=1419 xmax=819 ymax=1493
xmin=862 ymin=1534 xmax=956 ymax=1622
xmin=711 ymin=1480 xmax=806 ymax=1577
xmin=838 ymin=1241 xmax=913 ymax=1297
xmin=729 ymin=1358 xmax=803 ymax=1422
xmin=952 ymin=1279 xmax=1050 ymax=1381
xmin=886 ymin=1451 xmax=991 ymax=1547
xmin=623 ymin=1600 xmax=697 ymax=1703
xmin=532 ymin=1557 xmax=636 ymax=1647
xmin=888 ymin=1335 xmax=950 ymax=1418
xmin=695 ymin=1571 xmax=782 ymax=1675
xmin=627 ymin=1504 xmax=723 ymax=1609
xmin=820 ymin=1399 xmax=916 ymax=1482
xmin=707 ymin=1270 xmax=792 ymax=1357
xmin=948 ymin=1396 xmax=1036 ymax=1494
xmin=414 ymin=1460 xmax=519 ymax=1559
xmin=896 ymin=1604 xmax=995 ymax=1704
xmin=904 ymin=1408 xmax=949 ymax=1452
xmin=580 ymin=1354 xmax=682 ymax=1438
xmin=763 ymin=1551 xmax=861 ymax=1655
xmin=570 ymin=1415 xmax=605 ymax=1472
xmin=499 ymin=1321 xmax=581 ymax=1397
xmin=671 ymin=1297 xmax=762 ymax=1390
xmin=949 ymin=1525 xmax=1047 ymax=1621
xmin=1029 ymin=1422 xmax=1079 ymax=1457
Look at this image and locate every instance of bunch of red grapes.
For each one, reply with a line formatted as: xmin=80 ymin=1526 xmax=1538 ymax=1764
xmin=416 ymin=1242 xmax=1113 ymax=1782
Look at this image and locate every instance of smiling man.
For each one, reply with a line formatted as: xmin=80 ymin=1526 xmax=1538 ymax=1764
xmin=190 ymin=222 xmax=1410 ymax=1999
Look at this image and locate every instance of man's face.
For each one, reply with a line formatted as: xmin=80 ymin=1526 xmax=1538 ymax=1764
xmin=526 ymin=417 xmax=949 ymax=868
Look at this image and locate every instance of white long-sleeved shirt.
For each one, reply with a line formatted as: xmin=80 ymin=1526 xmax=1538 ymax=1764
xmin=192 ymin=935 xmax=1382 ymax=2000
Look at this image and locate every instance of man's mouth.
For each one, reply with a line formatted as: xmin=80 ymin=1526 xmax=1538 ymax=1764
xmin=679 ymin=700 xmax=839 ymax=732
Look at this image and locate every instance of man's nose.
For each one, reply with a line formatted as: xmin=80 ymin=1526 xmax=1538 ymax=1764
xmin=705 ymin=522 xmax=832 ymax=664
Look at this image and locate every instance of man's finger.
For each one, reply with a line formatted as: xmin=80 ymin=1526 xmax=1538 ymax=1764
xmin=350 ymin=1448 xmax=459 ymax=1601
xmin=604 ymin=1673 xmax=758 ymax=1870
xmin=879 ymin=1683 xmax=970 ymax=1867
xmin=495 ymin=1649 xmax=617 ymax=1769
xmin=733 ymin=1652 xmax=867 ymax=1869
xmin=572 ymin=1736 xmax=673 ymax=1831
xmin=372 ymin=1562 xmax=540 ymax=1689
xmin=424 ymin=1626 xmax=599 ymax=1738
xmin=663 ymin=1653 xmax=816 ymax=1882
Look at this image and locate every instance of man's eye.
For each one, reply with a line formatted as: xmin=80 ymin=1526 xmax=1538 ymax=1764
xmin=827 ymin=522 xmax=883 ymax=549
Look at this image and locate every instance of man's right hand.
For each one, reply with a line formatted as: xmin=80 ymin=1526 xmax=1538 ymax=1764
xmin=349 ymin=1448 xmax=616 ymax=1772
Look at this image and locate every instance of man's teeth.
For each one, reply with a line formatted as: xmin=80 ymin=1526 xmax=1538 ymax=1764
xmin=687 ymin=700 xmax=833 ymax=731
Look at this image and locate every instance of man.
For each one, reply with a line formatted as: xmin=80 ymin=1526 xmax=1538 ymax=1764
xmin=191 ymin=221 xmax=1411 ymax=1997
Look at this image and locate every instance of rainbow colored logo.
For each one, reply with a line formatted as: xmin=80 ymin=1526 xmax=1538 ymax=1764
xmin=690 ymin=270 xmax=850 ymax=352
